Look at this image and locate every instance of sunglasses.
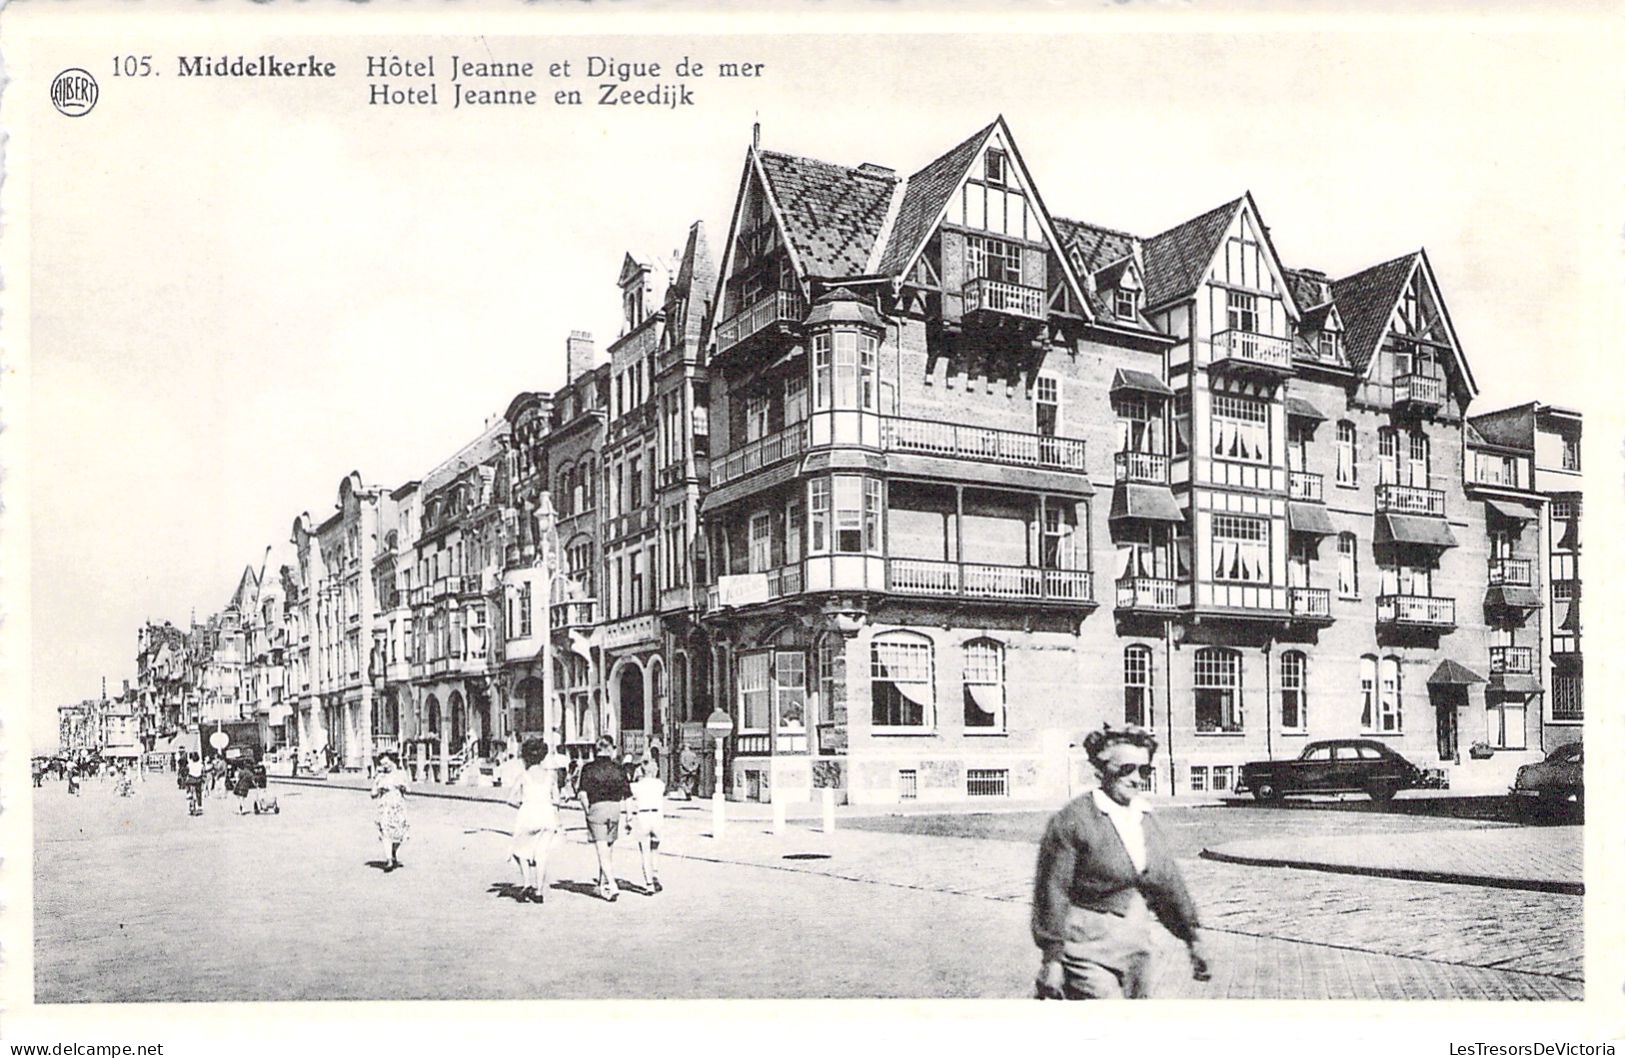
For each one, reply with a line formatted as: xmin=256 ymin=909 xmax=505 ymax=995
xmin=1103 ymin=763 xmax=1155 ymax=780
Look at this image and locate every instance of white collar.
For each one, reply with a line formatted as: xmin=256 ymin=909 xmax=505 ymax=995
xmin=1092 ymin=787 xmax=1149 ymax=821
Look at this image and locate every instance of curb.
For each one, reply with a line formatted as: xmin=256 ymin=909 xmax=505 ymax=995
xmin=270 ymin=776 xmax=514 ymax=807
xmin=1198 ymin=847 xmax=1583 ymax=896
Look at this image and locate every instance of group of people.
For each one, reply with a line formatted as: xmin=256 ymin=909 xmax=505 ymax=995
xmin=367 ymin=734 xmax=665 ymax=904
xmin=175 ymin=752 xmax=261 ymax=816
xmin=38 ymin=756 xmax=138 ymax=796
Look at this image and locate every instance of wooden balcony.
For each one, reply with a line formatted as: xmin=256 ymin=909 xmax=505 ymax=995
xmin=888 ymin=558 xmax=1093 ymax=604
xmin=1209 ymin=329 xmax=1294 ymax=378
xmin=1115 ymin=576 xmax=1178 ymax=612
xmin=550 ymin=599 xmax=597 ymax=631
xmin=1488 ymin=557 xmax=1533 ymax=586
xmin=1114 ymin=450 xmax=1168 ymax=485
xmin=961 ymin=277 xmax=1046 ymax=322
xmin=1489 ymin=645 xmax=1536 ymax=676
xmin=1395 ymin=373 xmax=1444 ymax=412
xmin=1289 ymin=586 xmax=1332 ymax=621
xmin=710 ymin=424 xmax=807 ymax=488
xmin=715 ymin=289 xmax=805 ymax=358
xmin=882 ymin=417 xmax=1086 ymax=471
xmin=1375 ymin=483 xmax=1446 ymax=517
xmin=1376 ymin=594 xmax=1456 ymax=630
xmin=1288 ymin=471 xmax=1324 ymax=503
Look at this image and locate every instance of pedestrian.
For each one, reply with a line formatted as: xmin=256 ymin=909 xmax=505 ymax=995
xmin=576 ymin=736 xmax=633 ymax=901
xmin=231 ymin=762 xmax=255 ymax=814
xmin=66 ymin=762 xmax=81 ymax=796
xmin=629 ymin=760 xmax=664 ymax=894
xmin=678 ymin=746 xmax=700 ymax=800
xmin=185 ymin=752 xmax=205 ymax=816
xmin=1031 ymin=724 xmax=1210 ymax=1000
xmin=370 ymin=751 xmax=409 ymax=871
xmin=506 ymin=738 xmax=562 ymax=904
xmin=115 ymin=763 xmax=135 ymax=798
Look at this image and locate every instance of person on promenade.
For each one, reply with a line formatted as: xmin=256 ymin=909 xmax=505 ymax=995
xmin=629 ymin=760 xmax=665 ymax=894
xmin=66 ymin=761 xmax=81 ymax=796
xmin=115 ymin=762 xmax=135 ymax=798
xmin=231 ymin=761 xmax=255 ymax=814
xmin=185 ymin=753 xmax=205 ymax=816
xmin=507 ymin=738 xmax=562 ymax=904
xmin=1032 ymin=725 xmax=1210 ymax=1000
xmin=370 ymin=751 xmax=410 ymax=871
xmin=577 ymin=736 xmax=633 ymax=901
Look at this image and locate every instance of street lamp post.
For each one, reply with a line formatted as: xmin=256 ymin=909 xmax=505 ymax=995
xmin=704 ymin=707 xmax=734 ymax=839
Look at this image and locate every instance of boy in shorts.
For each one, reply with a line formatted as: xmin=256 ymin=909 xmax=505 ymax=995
xmin=629 ymin=760 xmax=665 ymax=894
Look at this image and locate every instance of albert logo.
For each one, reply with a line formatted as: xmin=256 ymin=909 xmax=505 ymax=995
xmin=50 ymin=68 xmax=98 ymax=117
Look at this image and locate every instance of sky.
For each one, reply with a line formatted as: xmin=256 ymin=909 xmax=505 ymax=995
xmin=19 ymin=21 xmax=1624 ymax=745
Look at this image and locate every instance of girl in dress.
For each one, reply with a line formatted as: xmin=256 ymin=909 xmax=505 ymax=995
xmin=507 ymin=737 xmax=562 ymax=904
xmin=370 ymin=751 xmax=410 ymax=871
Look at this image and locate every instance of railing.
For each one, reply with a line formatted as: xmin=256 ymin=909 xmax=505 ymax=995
xmin=715 ymin=289 xmax=805 ymax=356
xmin=1116 ymin=576 xmax=1178 ymax=610
xmin=962 ymin=277 xmax=1046 ymax=321
xmin=550 ymin=599 xmax=597 ymax=630
xmin=710 ymin=424 xmax=808 ymax=487
xmin=1210 ymin=329 xmax=1294 ymax=372
xmin=881 ymin=417 xmax=1087 ymax=471
xmin=1490 ymin=645 xmax=1535 ymax=675
xmin=432 ymin=577 xmax=458 ymax=599
xmin=1288 ymin=471 xmax=1324 ymax=502
xmin=1114 ymin=450 xmax=1168 ymax=484
xmin=461 ymin=574 xmax=483 ymax=596
xmin=888 ymin=558 xmax=1092 ymax=603
xmin=1289 ymin=587 xmax=1332 ymax=618
xmin=1375 ymin=483 xmax=1446 ymax=517
xmin=608 ymin=507 xmax=658 ymax=541
xmin=1395 ymin=373 xmax=1444 ymax=407
xmin=767 ymin=564 xmax=803 ymax=600
xmin=1376 ymin=594 xmax=1456 ymax=628
xmin=1488 ymin=557 xmax=1533 ymax=586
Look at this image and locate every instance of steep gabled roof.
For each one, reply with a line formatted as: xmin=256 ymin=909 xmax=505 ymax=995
xmin=1055 ymin=217 xmax=1140 ymax=276
xmin=874 ymin=121 xmax=997 ymax=278
xmin=227 ymin=565 xmax=259 ymax=613
xmin=756 ymin=151 xmax=898 ymax=279
xmin=1141 ymin=197 xmax=1244 ymax=309
xmin=1284 ymin=268 xmax=1334 ymax=310
xmin=1468 ymin=404 xmax=1537 ymax=451
xmin=1330 ymin=253 xmax=1417 ymax=376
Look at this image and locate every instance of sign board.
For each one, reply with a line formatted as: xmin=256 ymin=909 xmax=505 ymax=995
xmin=209 ymin=731 xmax=229 ymax=751
xmin=704 ymin=708 xmax=735 ymax=738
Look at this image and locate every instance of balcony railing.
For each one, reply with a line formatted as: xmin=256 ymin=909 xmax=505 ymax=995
xmin=1489 ymin=645 xmax=1535 ymax=676
xmin=962 ymin=277 xmax=1046 ymax=321
xmin=1375 ymin=483 xmax=1446 ymax=517
xmin=888 ymin=558 xmax=1093 ymax=603
xmin=550 ymin=599 xmax=597 ymax=630
xmin=715 ymin=289 xmax=805 ymax=356
xmin=1210 ymin=329 xmax=1294 ymax=373
xmin=1289 ymin=586 xmax=1332 ymax=619
xmin=1288 ymin=471 xmax=1324 ymax=503
xmin=608 ymin=507 xmax=658 ymax=541
xmin=461 ymin=574 xmax=484 ymax=596
xmin=1376 ymin=594 xmax=1456 ymax=629
xmin=1116 ymin=576 xmax=1178 ymax=611
xmin=1488 ymin=557 xmax=1533 ymax=586
xmin=1395 ymin=373 xmax=1444 ymax=409
xmin=881 ymin=417 xmax=1087 ymax=471
xmin=767 ymin=564 xmax=803 ymax=600
xmin=710 ymin=424 xmax=807 ymax=487
xmin=1114 ymin=450 xmax=1168 ymax=484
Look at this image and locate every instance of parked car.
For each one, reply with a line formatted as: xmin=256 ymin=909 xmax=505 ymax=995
xmin=1512 ymin=741 xmax=1582 ymax=805
xmin=1237 ymin=739 xmax=1425 ymax=803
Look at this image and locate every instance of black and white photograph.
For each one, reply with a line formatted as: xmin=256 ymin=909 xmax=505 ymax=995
xmin=2 ymin=5 xmax=1621 ymax=1051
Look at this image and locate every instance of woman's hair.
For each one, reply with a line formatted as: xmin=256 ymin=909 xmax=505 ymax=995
xmin=376 ymin=750 xmax=400 ymax=767
xmin=1082 ymin=724 xmax=1159 ymax=765
xmin=521 ymin=737 xmax=548 ymax=767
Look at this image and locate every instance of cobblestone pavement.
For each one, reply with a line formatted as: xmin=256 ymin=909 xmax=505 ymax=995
xmin=32 ymin=778 xmax=1580 ymax=1001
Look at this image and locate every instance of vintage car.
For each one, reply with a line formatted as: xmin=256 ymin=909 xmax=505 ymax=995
xmin=1512 ymin=741 xmax=1583 ymax=805
xmin=1236 ymin=739 xmax=1426 ymax=803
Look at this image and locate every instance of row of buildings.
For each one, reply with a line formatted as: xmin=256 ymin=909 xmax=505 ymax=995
xmin=122 ymin=118 xmax=1582 ymax=802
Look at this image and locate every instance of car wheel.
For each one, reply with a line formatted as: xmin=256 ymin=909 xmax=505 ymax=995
xmin=1367 ymin=781 xmax=1397 ymax=804
xmin=1252 ymin=782 xmax=1282 ymax=803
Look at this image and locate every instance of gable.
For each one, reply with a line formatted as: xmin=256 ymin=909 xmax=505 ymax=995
xmin=1207 ymin=201 xmax=1298 ymax=319
xmin=1333 ymin=252 xmax=1476 ymax=397
xmin=755 ymin=151 xmax=896 ymax=280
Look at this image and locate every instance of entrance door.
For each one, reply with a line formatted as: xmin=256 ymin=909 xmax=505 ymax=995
xmin=1433 ymin=689 xmax=1462 ymax=762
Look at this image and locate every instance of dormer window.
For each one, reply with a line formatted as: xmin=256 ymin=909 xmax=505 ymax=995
xmin=984 ymin=149 xmax=1008 ymax=186
xmin=1114 ymin=288 xmax=1138 ymax=319
xmin=1317 ymin=331 xmax=1339 ymax=361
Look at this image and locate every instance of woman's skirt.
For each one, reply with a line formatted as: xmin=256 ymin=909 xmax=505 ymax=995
xmin=376 ymin=799 xmax=410 ymax=844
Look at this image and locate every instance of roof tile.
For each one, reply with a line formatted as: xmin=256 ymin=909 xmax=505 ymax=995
xmin=1140 ymin=198 xmax=1243 ymax=309
xmin=758 ymin=151 xmax=899 ymax=279
xmin=874 ymin=121 xmax=996 ymax=277
xmin=1330 ymin=253 xmax=1416 ymax=375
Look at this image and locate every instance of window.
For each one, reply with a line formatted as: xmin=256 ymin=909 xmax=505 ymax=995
xmin=1337 ymin=533 xmax=1359 ymax=598
xmin=629 ymin=456 xmax=643 ymax=510
xmin=1211 ymin=515 xmax=1269 ymax=583
xmin=1211 ymin=395 xmax=1268 ymax=463
xmin=1552 ymin=672 xmax=1582 ymax=720
xmin=1041 ymin=504 xmax=1077 ymax=570
xmin=1279 ymin=651 xmax=1306 ymax=731
xmin=965 ymin=234 xmax=1023 ymax=284
xmin=1359 ymin=655 xmax=1377 ymax=729
xmin=808 ymin=479 xmax=830 ymax=553
xmin=1377 ymin=428 xmax=1398 ymax=485
xmin=1188 ymin=766 xmax=1208 ymax=792
xmin=1336 ymin=421 xmax=1357 ymax=486
xmin=783 ymin=375 xmax=808 ymax=426
xmin=810 ymin=475 xmax=878 ymax=556
xmin=984 ymin=148 xmax=1007 ymax=186
xmin=812 ymin=331 xmax=878 ymax=412
xmin=739 ymin=652 xmax=771 ymax=732
xmin=871 ymin=633 xmax=934 ymax=729
xmin=1194 ymin=648 xmax=1242 ymax=733
xmin=1407 ymin=430 xmax=1430 ymax=487
xmin=1317 ymin=331 xmax=1338 ymax=361
xmin=517 ymin=582 xmax=532 ymax=638
xmin=899 ymin=769 xmax=918 ymax=801
xmin=1486 ymin=698 xmax=1526 ymax=751
xmin=745 ymin=394 xmax=769 ymax=442
xmin=1211 ymin=765 xmax=1233 ymax=792
xmin=1368 ymin=656 xmax=1402 ymax=733
xmin=1226 ymin=290 xmax=1258 ymax=334
xmin=962 ymin=639 xmax=1005 ymax=731
xmin=967 ymin=769 xmax=1009 ymax=797
xmin=1124 ymin=645 xmax=1153 ymax=728
xmin=1036 ymin=376 xmax=1059 ymax=437
xmin=835 ymin=476 xmax=865 ymax=553
xmin=749 ymin=512 xmax=772 ymax=573
xmin=1562 ymin=436 xmax=1580 ymax=471
xmin=775 ymin=650 xmax=806 ymax=733
xmin=785 ymin=500 xmax=804 ymax=565
xmin=1114 ymin=288 xmax=1137 ymax=319
xmin=816 ymin=635 xmax=839 ymax=724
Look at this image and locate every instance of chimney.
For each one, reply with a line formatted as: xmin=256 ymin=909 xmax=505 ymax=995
xmin=858 ymin=163 xmax=895 ymax=178
xmin=566 ymin=330 xmax=596 ymax=383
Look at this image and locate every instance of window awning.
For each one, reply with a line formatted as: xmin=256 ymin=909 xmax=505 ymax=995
xmin=1110 ymin=368 xmax=1173 ymax=398
xmin=1285 ymin=396 xmax=1327 ymax=423
xmin=1286 ymin=501 xmax=1335 ymax=536
xmin=1484 ymin=585 xmax=1541 ymax=610
xmin=1484 ymin=498 xmax=1536 ymax=522
xmin=1489 ymin=676 xmax=1543 ymax=697
xmin=1375 ymin=513 xmax=1458 ymax=549
xmin=1427 ymin=660 xmax=1485 ymax=686
xmin=1109 ymin=483 xmax=1184 ymax=523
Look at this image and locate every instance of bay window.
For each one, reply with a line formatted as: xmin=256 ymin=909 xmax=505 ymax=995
xmin=809 ymin=475 xmax=881 ymax=556
xmin=812 ymin=331 xmax=878 ymax=412
xmin=965 ymin=234 xmax=1023 ymax=284
xmin=775 ymin=650 xmax=806 ymax=733
xmin=1211 ymin=394 xmax=1269 ymax=463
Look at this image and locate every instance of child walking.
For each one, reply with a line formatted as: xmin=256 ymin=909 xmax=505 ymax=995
xmin=629 ymin=760 xmax=665 ymax=895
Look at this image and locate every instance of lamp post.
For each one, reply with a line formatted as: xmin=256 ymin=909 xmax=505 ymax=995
xmin=704 ymin=707 xmax=734 ymax=839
